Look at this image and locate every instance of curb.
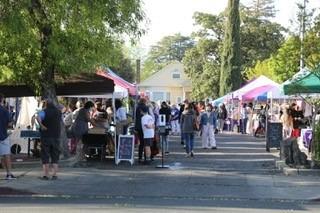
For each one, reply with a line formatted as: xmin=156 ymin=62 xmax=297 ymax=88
xmin=0 ymin=193 xmax=318 ymax=204
xmin=275 ymin=160 xmax=320 ymax=176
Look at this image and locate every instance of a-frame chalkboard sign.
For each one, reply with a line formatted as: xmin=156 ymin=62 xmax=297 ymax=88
xmin=116 ymin=135 xmax=135 ymax=165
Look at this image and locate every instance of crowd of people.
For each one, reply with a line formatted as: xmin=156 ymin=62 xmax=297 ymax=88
xmin=232 ymin=101 xmax=309 ymax=140
xmin=29 ymin=98 xmax=129 ymax=179
xmin=134 ymin=98 xmax=223 ymax=164
xmin=1 ymin=94 xmax=230 ymax=178
xmin=1 ymin=90 xmax=314 ymax=179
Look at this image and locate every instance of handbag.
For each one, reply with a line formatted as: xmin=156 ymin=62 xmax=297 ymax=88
xmin=151 ymin=135 xmax=159 ymax=156
xmin=193 ymin=120 xmax=200 ymax=131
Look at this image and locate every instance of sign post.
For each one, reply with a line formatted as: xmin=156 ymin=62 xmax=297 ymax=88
xmin=116 ymin=135 xmax=135 ymax=165
xmin=156 ymin=115 xmax=170 ymax=169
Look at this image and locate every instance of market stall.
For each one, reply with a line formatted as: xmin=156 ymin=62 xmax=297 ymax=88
xmin=0 ymin=73 xmax=116 ymax=160
xmin=283 ymin=66 xmax=320 ymax=157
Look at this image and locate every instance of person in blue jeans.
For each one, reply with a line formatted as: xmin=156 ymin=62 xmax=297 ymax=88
xmin=180 ymin=103 xmax=196 ymax=157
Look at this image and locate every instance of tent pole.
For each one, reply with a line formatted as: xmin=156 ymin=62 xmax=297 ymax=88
xmin=112 ymin=92 xmax=117 ymax=163
xmin=270 ymin=92 xmax=273 ymax=121
xmin=231 ymin=93 xmax=234 ymax=132
xmin=134 ymin=84 xmax=138 ymax=121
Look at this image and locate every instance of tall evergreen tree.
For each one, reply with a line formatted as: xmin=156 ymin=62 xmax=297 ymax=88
xmin=219 ymin=0 xmax=241 ymax=96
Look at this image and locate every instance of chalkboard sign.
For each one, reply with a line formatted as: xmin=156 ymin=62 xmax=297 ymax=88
xmin=266 ymin=122 xmax=282 ymax=151
xmin=116 ymin=135 xmax=134 ymax=165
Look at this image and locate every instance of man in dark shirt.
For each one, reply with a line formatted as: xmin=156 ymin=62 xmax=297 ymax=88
xmin=0 ymin=94 xmax=16 ymax=180
xmin=179 ymin=100 xmax=188 ymax=145
xmin=37 ymin=100 xmax=62 ymax=180
xmin=135 ymin=98 xmax=147 ymax=163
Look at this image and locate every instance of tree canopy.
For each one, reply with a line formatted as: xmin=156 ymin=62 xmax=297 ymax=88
xmin=183 ymin=0 xmax=284 ymax=99
xmin=141 ymin=33 xmax=194 ymax=80
xmin=0 ymin=0 xmax=145 ymax=100
xmin=245 ymin=12 xmax=320 ymax=83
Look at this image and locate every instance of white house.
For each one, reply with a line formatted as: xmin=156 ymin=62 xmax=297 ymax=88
xmin=138 ymin=61 xmax=192 ymax=104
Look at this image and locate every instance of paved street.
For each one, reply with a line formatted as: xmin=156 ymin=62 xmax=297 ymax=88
xmin=1 ymin=133 xmax=320 ymax=212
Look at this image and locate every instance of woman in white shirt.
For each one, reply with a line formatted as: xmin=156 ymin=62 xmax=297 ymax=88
xmin=246 ymin=103 xmax=254 ymax=135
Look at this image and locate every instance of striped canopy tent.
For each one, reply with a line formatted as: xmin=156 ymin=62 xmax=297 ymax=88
xmin=241 ymin=84 xmax=280 ymax=101
xmin=212 ymin=93 xmax=234 ymax=106
xmin=252 ymin=83 xmax=291 ymax=101
xmin=232 ymin=75 xmax=279 ymax=101
xmin=97 ymin=67 xmax=137 ymax=96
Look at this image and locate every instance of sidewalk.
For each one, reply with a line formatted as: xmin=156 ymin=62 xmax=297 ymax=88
xmin=1 ymin=133 xmax=320 ymax=202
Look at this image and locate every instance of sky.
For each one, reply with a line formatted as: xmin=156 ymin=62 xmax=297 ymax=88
xmin=137 ymin=0 xmax=320 ymax=51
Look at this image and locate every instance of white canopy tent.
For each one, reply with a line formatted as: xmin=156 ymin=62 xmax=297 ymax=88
xmin=9 ymin=97 xmax=39 ymax=153
xmin=63 ymin=84 xmax=128 ymax=99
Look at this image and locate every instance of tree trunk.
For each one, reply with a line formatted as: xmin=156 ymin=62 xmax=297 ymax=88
xmin=29 ymin=0 xmax=58 ymax=106
xmin=39 ymin=24 xmax=58 ymax=106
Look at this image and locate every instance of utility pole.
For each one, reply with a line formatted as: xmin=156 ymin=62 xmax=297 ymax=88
xmin=134 ymin=59 xmax=141 ymax=121
xmin=299 ymin=0 xmax=307 ymax=70
xmin=136 ymin=59 xmax=141 ymax=84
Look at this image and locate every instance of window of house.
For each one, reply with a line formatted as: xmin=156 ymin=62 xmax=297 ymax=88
xmin=172 ymin=73 xmax=180 ymax=79
xmin=152 ymin=92 xmax=165 ymax=102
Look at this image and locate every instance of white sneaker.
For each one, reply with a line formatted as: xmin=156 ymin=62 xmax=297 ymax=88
xmin=5 ymin=174 xmax=17 ymax=180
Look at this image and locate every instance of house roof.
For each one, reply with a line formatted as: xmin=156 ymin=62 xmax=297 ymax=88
xmin=139 ymin=61 xmax=191 ymax=88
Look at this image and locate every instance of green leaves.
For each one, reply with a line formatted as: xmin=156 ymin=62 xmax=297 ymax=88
xmin=183 ymin=39 xmax=220 ymax=100
xmin=247 ymin=18 xmax=320 ymax=84
xmin=183 ymin=0 xmax=284 ymax=100
xmin=0 ymin=0 xmax=145 ymax=95
xmin=219 ymin=0 xmax=241 ymax=96
xmin=141 ymin=33 xmax=195 ymax=80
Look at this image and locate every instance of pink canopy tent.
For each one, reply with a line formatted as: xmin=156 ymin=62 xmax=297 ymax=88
xmin=241 ymin=84 xmax=279 ymax=101
xmin=232 ymin=75 xmax=279 ymax=100
xmin=97 ymin=67 xmax=137 ymax=96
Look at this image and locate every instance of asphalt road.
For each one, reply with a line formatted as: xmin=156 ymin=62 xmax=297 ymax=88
xmin=1 ymin=133 xmax=320 ymax=212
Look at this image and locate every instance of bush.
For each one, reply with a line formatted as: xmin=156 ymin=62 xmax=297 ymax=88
xmin=314 ymin=121 xmax=320 ymax=160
